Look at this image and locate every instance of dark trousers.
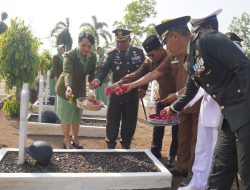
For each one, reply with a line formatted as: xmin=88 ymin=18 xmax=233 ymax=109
xmin=206 ymin=119 xmax=250 ymax=190
xmin=105 ymin=99 xmax=139 ymax=148
xmin=151 ymin=102 xmax=178 ymax=158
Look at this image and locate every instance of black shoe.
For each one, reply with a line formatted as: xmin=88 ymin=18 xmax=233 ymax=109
xmin=107 ymin=142 xmax=116 ymax=149
xmin=179 ymin=176 xmax=192 ymax=187
xmin=71 ymin=138 xmax=83 ymax=149
xmin=121 ymin=145 xmax=130 ymax=149
xmin=151 ymin=152 xmax=162 ymax=159
xmin=169 ymin=168 xmax=188 ymax=177
xmin=165 ymin=156 xmax=175 ymax=167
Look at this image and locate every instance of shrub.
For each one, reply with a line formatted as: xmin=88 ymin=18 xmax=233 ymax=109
xmin=3 ymin=97 xmax=20 ymax=117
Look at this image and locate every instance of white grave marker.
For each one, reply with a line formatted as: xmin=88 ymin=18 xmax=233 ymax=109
xmin=18 ymin=83 xmax=29 ymax=164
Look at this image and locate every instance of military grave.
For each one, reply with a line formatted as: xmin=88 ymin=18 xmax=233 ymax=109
xmin=0 ymin=83 xmax=172 ymax=190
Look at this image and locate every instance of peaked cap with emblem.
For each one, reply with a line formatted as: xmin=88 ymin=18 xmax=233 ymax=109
xmin=142 ymin=35 xmax=162 ymax=53
xmin=112 ymin=29 xmax=131 ymax=42
xmin=190 ymin=9 xmax=222 ymax=32
xmin=155 ymin=16 xmax=191 ymax=41
xmin=225 ymin=32 xmax=243 ymax=42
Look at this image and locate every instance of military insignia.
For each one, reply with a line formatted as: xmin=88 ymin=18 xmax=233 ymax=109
xmin=200 ymin=66 xmax=205 ymax=72
xmin=116 ymin=66 xmax=120 ymax=71
xmin=193 ymin=57 xmax=205 ymax=76
xmin=117 ymin=30 xmax=123 ymax=37
xmin=171 ymin=59 xmax=178 ymax=64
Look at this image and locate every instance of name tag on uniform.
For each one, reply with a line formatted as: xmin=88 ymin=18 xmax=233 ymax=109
xmin=171 ymin=60 xmax=179 ymax=64
xmin=131 ymin=55 xmax=141 ymax=61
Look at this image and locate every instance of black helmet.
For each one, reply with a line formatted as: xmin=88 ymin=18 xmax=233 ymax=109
xmin=42 ymin=110 xmax=59 ymax=123
xmin=48 ymin=96 xmax=55 ymax=105
xmin=26 ymin=141 xmax=53 ymax=165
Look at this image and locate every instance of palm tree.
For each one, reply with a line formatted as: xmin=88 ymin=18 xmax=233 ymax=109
xmin=0 ymin=12 xmax=8 ymax=34
xmin=80 ymin=15 xmax=112 ymax=47
xmin=51 ymin=18 xmax=73 ymax=51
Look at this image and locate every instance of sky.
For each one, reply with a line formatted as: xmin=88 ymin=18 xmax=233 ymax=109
xmin=1 ymin=0 xmax=250 ymax=54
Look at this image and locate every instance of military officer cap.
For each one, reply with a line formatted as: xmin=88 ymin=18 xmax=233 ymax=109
xmin=142 ymin=35 xmax=162 ymax=53
xmin=190 ymin=9 xmax=222 ymax=32
xmin=225 ymin=32 xmax=243 ymax=42
xmin=112 ymin=29 xmax=131 ymax=42
xmin=155 ymin=16 xmax=191 ymax=41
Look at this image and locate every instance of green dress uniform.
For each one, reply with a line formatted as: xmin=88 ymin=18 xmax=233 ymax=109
xmin=50 ymin=51 xmax=64 ymax=96
xmin=171 ymin=30 xmax=250 ymax=189
xmin=55 ymin=48 xmax=96 ymax=124
xmin=95 ymin=46 xmax=145 ymax=148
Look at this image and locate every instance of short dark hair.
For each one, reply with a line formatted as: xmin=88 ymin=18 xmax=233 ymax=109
xmin=78 ymin=32 xmax=95 ymax=45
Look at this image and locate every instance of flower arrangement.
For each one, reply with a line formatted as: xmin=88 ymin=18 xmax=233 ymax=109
xmin=105 ymin=85 xmax=127 ymax=96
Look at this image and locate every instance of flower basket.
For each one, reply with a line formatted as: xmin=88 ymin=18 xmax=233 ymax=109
xmin=77 ymin=97 xmax=103 ymax=111
xmin=147 ymin=102 xmax=179 ymax=126
xmin=147 ymin=114 xmax=178 ymax=126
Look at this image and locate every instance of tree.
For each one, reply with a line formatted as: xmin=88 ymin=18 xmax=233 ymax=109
xmin=38 ymin=49 xmax=52 ymax=75
xmin=80 ymin=15 xmax=112 ymax=48
xmin=113 ymin=0 xmax=157 ymax=47
xmin=0 ymin=12 xmax=8 ymax=34
xmin=0 ymin=18 xmax=39 ymax=96
xmin=51 ymin=18 xmax=73 ymax=51
xmin=228 ymin=12 xmax=250 ymax=58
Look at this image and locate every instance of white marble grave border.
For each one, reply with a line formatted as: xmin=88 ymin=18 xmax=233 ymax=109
xmin=0 ymin=148 xmax=172 ymax=190
xmin=27 ymin=114 xmax=107 ymax=137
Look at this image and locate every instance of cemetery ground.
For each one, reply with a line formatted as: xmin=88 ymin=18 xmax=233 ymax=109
xmin=0 ymin=104 xmax=240 ymax=190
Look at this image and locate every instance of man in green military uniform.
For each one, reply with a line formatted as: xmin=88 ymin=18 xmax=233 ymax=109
xmin=157 ymin=16 xmax=250 ymax=189
xmin=90 ymin=29 xmax=146 ymax=149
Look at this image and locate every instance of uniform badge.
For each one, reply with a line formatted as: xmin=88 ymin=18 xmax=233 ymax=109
xmin=193 ymin=57 xmax=205 ymax=76
xmin=117 ymin=30 xmax=123 ymax=37
xmin=116 ymin=66 xmax=120 ymax=71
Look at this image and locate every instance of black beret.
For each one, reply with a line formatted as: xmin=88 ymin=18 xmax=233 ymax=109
xmin=112 ymin=29 xmax=131 ymax=42
xmin=190 ymin=9 xmax=222 ymax=32
xmin=142 ymin=35 xmax=162 ymax=52
xmin=225 ymin=32 xmax=243 ymax=42
xmin=155 ymin=16 xmax=191 ymax=40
